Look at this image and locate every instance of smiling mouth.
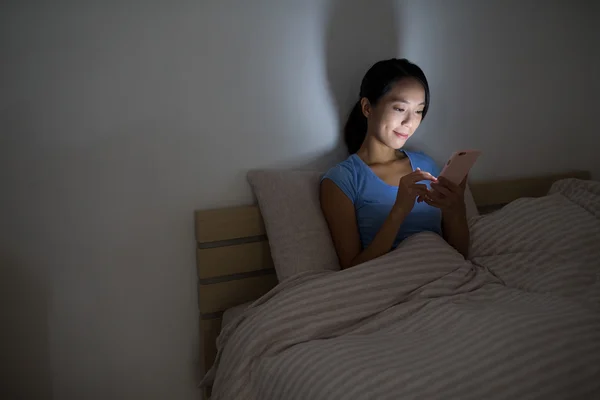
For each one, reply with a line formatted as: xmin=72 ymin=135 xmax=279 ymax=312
xmin=394 ymin=131 xmax=409 ymax=139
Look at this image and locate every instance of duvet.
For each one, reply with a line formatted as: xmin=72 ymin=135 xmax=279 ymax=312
xmin=203 ymin=178 xmax=600 ymax=400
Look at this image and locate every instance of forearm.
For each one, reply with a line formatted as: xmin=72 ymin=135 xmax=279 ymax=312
xmin=442 ymin=209 xmax=470 ymax=258
xmin=348 ymin=206 xmax=409 ymax=268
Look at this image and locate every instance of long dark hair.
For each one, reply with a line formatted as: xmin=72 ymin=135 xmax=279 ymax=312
xmin=344 ymin=58 xmax=430 ymax=154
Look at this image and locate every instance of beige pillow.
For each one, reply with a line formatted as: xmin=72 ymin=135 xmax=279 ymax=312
xmin=247 ymin=170 xmax=341 ymax=282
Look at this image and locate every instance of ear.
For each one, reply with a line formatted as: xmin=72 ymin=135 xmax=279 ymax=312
xmin=360 ymin=97 xmax=371 ymax=118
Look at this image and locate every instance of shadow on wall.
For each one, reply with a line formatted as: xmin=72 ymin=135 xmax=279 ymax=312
xmin=300 ymin=0 xmax=399 ymax=170
xmin=311 ymin=0 xmax=399 ymax=170
xmin=325 ymin=0 xmax=399 ymax=125
xmin=0 ymin=251 xmax=53 ymax=400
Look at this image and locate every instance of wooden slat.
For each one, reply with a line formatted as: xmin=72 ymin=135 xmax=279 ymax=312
xmin=198 ymin=274 xmax=278 ymax=315
xmin=471 ymin=170 xmax=591 ymax=207
xmin=195 ymin=205 xmax=265 ymax=243
xmin=197 ymin=240 xmax=273 ymax=279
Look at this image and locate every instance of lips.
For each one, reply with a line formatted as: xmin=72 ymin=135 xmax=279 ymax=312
xmin=394 ymin=131 xmax=409 ymax=139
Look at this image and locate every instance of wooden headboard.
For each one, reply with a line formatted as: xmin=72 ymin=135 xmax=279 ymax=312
xmin=194 ymin=170 xmax=590 ymax=397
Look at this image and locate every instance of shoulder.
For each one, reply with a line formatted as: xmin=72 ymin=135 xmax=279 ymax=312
xmin=321 ymin=156 xmax=360 ymax=203
xmin=322 ymin=155 xmax=360 ymax=181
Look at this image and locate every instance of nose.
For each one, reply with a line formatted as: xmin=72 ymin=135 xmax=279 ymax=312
xmin=401 ymin=113 xmax=416 ymax=128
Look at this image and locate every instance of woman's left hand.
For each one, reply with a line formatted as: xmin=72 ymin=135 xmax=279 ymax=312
xmin=420 ymin=176 xmax=467 ymax=214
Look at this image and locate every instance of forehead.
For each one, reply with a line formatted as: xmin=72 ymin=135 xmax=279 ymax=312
xmin=384 ymin=77 xmax=426 ymax=103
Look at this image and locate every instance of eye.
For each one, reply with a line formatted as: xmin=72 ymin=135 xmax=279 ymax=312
xmin=416 ymin=110 xmax=424 ymax=115
xmin=393 ymin=107 xmax=405 ymax=112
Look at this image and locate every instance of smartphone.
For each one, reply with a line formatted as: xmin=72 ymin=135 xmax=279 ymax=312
xmin=439 ymin=150 xmax=482 ymax=184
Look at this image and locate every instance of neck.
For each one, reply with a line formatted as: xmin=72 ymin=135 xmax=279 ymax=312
xmin=356 ymin=134 xmax=402 ymax=165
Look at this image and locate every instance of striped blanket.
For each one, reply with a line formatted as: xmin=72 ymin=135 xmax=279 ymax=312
xmin=203 ymin=179 xmax=600 ymax=400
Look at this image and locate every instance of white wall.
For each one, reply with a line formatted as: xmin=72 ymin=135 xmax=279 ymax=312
xmin=0 ymin=1 xmax=396 ymax=399
xmin=397 ymin=0 xmax=600 ymax=179
xmin=0 ymin=1 xmax=597 ymax=399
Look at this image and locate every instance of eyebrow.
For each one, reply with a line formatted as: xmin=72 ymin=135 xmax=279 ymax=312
xmin=390 ymin=97 xmax=426 ymax=106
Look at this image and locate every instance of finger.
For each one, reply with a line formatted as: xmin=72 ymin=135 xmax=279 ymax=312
xmin=413 ymin=188 xmax=429 ymax=198
xmin=411 ymin=169 xmax=435 ymax=178
xmin=428 ymin=190 xmax=447 ymax=203
xmin=436 ymin=176 xmax=458 ymax=187
xmin=411 ymin=183 xmax=429 ymax=191
xmin=430 ymin=182 xmax=453 ymax=197
xmin=428 ymin=190 xmax=446 ymax=201
xmin=424 ymin=197 xmax=444 ymax=209
xmin=407 ymin=170 xmax=437 ymax=183
xmin=423 ymin=197 xmax=438 ymax=207
xmin=436 ymin=177 xmax=461 ymax=193
xmin=402 ymin=172 xmax=428 ymax=186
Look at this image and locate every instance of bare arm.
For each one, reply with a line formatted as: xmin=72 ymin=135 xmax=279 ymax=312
xmin=320 ymin=169 xmax=435 ymax=269
xmin=442 ymin=209 xmax=470 ymax=258
xmin=426 ymin=176 xmax=470 ymax=258
xmin=320 ymin=180 xmax=410 ymax=269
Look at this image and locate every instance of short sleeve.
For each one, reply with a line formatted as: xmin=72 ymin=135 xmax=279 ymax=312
xmin=321 ymin=163 xmax=357 ymax=204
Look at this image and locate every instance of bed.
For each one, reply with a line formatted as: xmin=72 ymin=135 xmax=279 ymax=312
xmin=194 ymin=170 xmax=599 ymax=400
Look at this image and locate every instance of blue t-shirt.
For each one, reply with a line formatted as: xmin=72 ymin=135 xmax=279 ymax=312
xmin=322 ymin=150 xmax=442 ymax=249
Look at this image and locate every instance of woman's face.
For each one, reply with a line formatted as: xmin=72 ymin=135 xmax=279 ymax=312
xmin=361 ymin=77 xmax=426 ymax=149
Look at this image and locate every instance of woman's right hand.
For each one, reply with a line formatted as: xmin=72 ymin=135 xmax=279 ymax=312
xmin=393 ymin=168 xmax=437 ymax=214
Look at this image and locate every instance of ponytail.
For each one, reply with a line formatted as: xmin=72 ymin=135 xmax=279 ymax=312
xmin=342 ymin=58 xmax=430 ymax=155
xmin=343 ymin=101 xmax=367 ymax=154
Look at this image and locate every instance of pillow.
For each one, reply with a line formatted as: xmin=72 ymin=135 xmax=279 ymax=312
xmin=247 ymin=170 xmax=341 ymax=282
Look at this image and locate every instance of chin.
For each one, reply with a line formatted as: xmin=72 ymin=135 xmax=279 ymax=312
xmin=379 ymin=133 xmax=409 ymax=149
xmin=391 ymin=138 xmax=408 ymax=149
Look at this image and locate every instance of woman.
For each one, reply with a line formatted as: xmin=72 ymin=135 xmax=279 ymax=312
xmin=320 ymin=58 xmax=469 ymax=269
